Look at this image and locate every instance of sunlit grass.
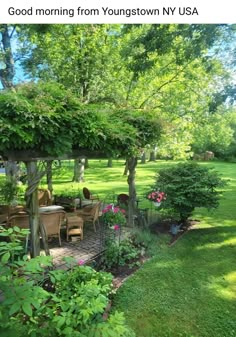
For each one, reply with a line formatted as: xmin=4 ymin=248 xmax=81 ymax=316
xmin=110 ymin=160 xmax=236 ymax=337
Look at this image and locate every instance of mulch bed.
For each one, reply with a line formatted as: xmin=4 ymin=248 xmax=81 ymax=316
xmin=111 ymin=256 xmax=149 ymax=289
xmin=150 ymin=218 xmax=200 ymax=246
xmin=109 ymin=219 xmax=200 ymax=288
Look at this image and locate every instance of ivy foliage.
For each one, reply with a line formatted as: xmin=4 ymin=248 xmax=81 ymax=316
xmin=0 ymin=82 xmax=80 ymax=156
xmin=0 ymin=82 xmax=162 ymax=159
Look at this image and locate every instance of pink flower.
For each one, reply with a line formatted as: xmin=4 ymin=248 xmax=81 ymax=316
xmin=121 ymin=209 xmax=126 ymax=214
xmin=102 ymin=204 xmax=113 ymax=213
xmin=113 ymin=225 xmax=120 ymax=230
xmin=78 ymin=259 xmax=85 ymax=266
xmin=113 ymin=207 xmax=119 ymax=213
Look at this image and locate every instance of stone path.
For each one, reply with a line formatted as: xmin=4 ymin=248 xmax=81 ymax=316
xmin=47 ymin=225 xmax=103 ymax=269
xmin=46 ymin=225 xmax=131 ymax=270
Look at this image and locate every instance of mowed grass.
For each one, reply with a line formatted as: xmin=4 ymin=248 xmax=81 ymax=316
xmin=48 ymin=159 xmax=236 ymax=336
xmin=41 ymin=159 xmax=178 ymax=208
xmin=110 ymin=161 xmax=236 ymax=337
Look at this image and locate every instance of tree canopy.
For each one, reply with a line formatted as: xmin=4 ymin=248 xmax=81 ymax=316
xmin=1 ymin=24 xmax=236 ymax=159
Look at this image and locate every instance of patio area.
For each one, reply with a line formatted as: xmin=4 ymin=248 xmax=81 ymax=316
xmin=46 ymin=224 xmax=103 ymax=269
xmin=46 ymin=223 xmax=131 ymax=270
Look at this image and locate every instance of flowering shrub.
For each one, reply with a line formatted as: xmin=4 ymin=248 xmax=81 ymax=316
xmin=147 ymin=190 xmax=166 ymax=203
xmin=102 ymin=204 xmax=127 ymax=227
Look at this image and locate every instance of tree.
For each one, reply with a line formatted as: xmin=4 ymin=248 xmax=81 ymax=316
xmin=0 ymin=24 xmax=15 ymax=89
xmin=153 ymin=162 xmax=226 ymax=224
xmin=114 ymin=109 xmax=162 ymax=224
xmin=191 ymin=109 xmax=234 ymax=156
xmin=18 ymin=25 xmax=126 ymax=103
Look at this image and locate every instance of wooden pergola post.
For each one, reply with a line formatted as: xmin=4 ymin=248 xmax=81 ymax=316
xmin=25 ymin=161 xmax=41 ymax=257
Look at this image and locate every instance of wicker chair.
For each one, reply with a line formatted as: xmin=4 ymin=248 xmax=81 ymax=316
xmin=82 ymin=187 xmax=99 ymax=203
xmin=8 ymin=213 xmax=29 ymax=229
xmin=7 ymin=214 xmax=30 ymax=253
xmin=0 ymin=205 xmax=26 ymax=224
xmin=117 ymin=193 xmax=129 ymax=207
xmin=38 ymin=189 xmax=52 ymax=207
xmin=77 ymin=202 xmax=101 ymax=232
xmin=40 ymin=210 xmax=66 ymax=246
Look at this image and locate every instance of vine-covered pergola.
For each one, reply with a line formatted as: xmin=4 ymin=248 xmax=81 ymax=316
xmin=0 ymin=82 xmax=162 ymax=257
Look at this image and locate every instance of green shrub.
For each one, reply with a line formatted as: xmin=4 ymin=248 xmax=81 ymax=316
xmin=101 ymin=237 xmax=140 ymax=270
xmin=0 ymin=227 xmax=135 ymax=337
xmin=152 ymin=162 xmax=226 ymax=224
xmin=0 ymin=179 xmax=20 ymax=205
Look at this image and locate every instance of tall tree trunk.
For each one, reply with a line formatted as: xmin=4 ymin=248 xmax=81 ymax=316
xmin=123 ymin=159 xmax=129 ymax=176
xmin=84 ymin=157 xmax=89 ymax=169
xmin=72 ymin=158 xmax=79 ymax=182
xmin=78 ymin=158 xmax=85 ymax=182
xmin=127 ymin=156 xmax=138 ymax=227
xmin=0 ymin=24 xmax=15 ymax=89
xmin=73 ymin=158 xmax=85 ymax=182
xmin=46 ymin=160 xmax=53 ymax=195
xmin=25 ymin=161 xmax=41 ymax=258
xmin=140 ymin=151 xmax=146 ymax=164
xmin=149 ymin=149 xmax=156 ymax=161
xmin=4 ymin=160 xmax=20 ymax=182
xmin=107 ymin=158 xmax=113 ymax=167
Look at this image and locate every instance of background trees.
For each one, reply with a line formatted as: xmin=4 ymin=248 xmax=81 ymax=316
xmin=9 ymin=24 xmax=235 ymax=162
xmin=0 ymin=24 xmax=236 ymax=248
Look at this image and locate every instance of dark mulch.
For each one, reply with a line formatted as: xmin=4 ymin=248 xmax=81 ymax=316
xmin=110 ymin=256 xmax=149 ymax=289
xmin=150 ymin=218 xmax=200 ymax=246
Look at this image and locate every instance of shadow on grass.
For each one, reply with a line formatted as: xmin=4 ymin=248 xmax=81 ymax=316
xmin=113 ymin=225 xmax=236 ymax=337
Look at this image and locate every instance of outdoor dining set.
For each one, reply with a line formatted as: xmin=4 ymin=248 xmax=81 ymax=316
xmin=0 ymin=187 xmax=103 ymax=247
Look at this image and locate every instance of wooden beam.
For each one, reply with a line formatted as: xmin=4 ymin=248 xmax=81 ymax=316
xmin=0 ymin=149 xmax=106 ymax=161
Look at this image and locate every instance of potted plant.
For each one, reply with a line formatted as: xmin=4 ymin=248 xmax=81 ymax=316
xmin=146 ymin=190 xmax=166 ymax=207
xmin=101 ymin=204 xmax=127 ymax=229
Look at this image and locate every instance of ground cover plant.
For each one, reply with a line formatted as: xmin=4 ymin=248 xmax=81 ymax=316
xmin=0 ymin=226 xmax=135 ymax=337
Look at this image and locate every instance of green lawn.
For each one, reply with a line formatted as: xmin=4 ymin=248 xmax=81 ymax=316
xmin=111 ymin=161 xmax=236 ymax=337
xmin=41 ymin=159 xmax=179 ymax=208
xmin=49 ymin=159 xmax=236 ymax=337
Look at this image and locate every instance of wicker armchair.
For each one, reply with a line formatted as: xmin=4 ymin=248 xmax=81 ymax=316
xmin=40 ymin=210 xmax=66 ymax=246
xmin=82 ymin=187 xmax=99 ymax=203
xmin=77 ymin=202 xmax=101 ymax=232
xmin=38 ymin=189 xmax=52 ymax=207
xmin=8 ymin=213 xmax=29 ymax=229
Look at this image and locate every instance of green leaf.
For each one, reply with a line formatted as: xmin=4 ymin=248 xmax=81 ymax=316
xmin=9 ymin=302 xmax=21 ymax=315
xmin=22 ymin=302 xmax=33 ymax=317
xmin=1 ymin=252 xmax=10 ymax=263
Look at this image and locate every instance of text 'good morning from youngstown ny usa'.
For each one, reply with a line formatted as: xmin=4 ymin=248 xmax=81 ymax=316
xmin=8 ymin=6 xmax=199 ymax=18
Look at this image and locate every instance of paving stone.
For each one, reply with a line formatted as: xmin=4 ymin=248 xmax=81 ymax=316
xmin=45 ymin=226 xmax=131 ymax=270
